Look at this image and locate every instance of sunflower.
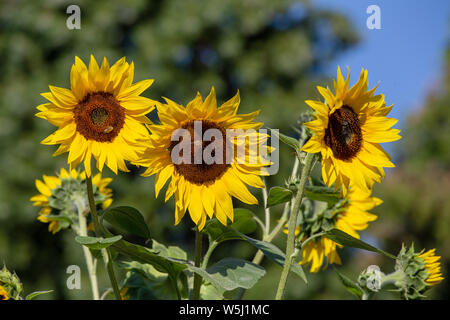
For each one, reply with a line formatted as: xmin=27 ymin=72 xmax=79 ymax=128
xmin=301 ymin=67 xmax=401 ymax=193
xmin=418 ymin=249 xmax=444 ymax=287
xmin=0 ymin=285 xmax=9 ymax=300
xmin=36 ymin=55 xmax=156 ymax=177
xmin=30 ymin=168 xmax=113 ymax=234
xmin=136 ymin=87 xmax=270 ymax=230
xmin=286 ymin=188 xmax=381 ymax=272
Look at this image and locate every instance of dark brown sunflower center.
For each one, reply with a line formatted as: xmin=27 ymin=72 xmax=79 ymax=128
xmin=324 ymin=105 xmax=362 ymax=160
xmin=74 ymin=92 xmax=125 ymax=142
xmin=168 ymin=120 xmax=230 ymax=185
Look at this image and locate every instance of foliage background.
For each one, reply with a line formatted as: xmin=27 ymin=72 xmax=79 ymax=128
xmin=0 ymin=0 xmax=447 ymax=299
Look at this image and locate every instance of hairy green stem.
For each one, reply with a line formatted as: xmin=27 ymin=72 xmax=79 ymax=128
xmin=275 ymin=152 xmax=315 ymax=300
xmin=192 ymin=228 xmax=203 ymax=300
xmin=262 ymin=180 xmax=270 ymax=237
xmin=235 ymin=157 xmax=300 ymax=300
xmin=74 ymin=199 xmax=99 ymax=300
xmin=86 ymin=175 xmax=121 ymax=300
xmin=201 ymin=240 xmax=218 ymax=269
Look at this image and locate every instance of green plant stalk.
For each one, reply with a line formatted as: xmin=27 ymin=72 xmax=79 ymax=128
xmin=192 ymin=228 xmax=203 ymax=300
xmin=201 ymin=240 xmax=218 ymax=269
xmin=235 ymin=157 xmax=300 ymax=300
xmin=86 ymin=175 xmax=122 ymax=300
xmin=275 ymin=152 xmax=315 ymax=300
xmin=74 ymin=199 xmax=100 ymax=300
xmin=262 ymin=179 xmax=270 ymax=237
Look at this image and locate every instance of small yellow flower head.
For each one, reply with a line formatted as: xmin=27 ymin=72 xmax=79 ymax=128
xmin=30 ymin=168 xmax=113 ymax=234
xmin=36 ymin=55 xmax=157 ymax=177
xmin=395 ymin=244 xmax=444 ymax=299
xmin=285 ymin=187 xmax=381 ymax=272
xmin=136 ymin=87 xmax=271 ymax=230
xmin=0 ymin=265 xmax=23 ymax=300
xmin=301 ymin=67 xmax=401 ymax=194
xmin=418 ymin=248 xmax=444 ymax=287
xmin=0 ymin=285 xmax=10 ymax=300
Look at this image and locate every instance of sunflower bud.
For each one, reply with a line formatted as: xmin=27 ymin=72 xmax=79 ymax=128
xmin=390 ymin=244 xmax=444 ymax=300
xmin=0 ymin=265 xmax=23 ymax=300
xmin=358 ymin=265 xmax=384 ymax=292
xmin=30 ymin=168 xmax=113 ymax=234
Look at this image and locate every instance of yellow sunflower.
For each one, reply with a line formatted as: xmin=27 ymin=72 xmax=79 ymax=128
xmin=36 ymin=55 xmax=156 ymax=177
xmin=287 ymin=188 xmax=381 ymax=272
xmin=418 ymin=249 xmax=444 ymax=287
xmin=302 ymin=67 xmax=401 ymax=193
xmin=0 ymin=285 xmax=9 ymax=300
xmin=30 ymin=168 xmax=113 ymax=234
xmin=136 ymin=87 xmax=270 ymax=230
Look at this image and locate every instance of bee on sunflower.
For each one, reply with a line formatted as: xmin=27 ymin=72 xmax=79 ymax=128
xmin=301 ymin=67 xmax=401 ymax=194
xmin=135 ymin=87 xmax=271 ymax=230
xmin=36 ymin=55 xmax=157 ymax=177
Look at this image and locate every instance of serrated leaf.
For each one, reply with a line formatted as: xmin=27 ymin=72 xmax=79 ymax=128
xmin=334 ymin=268 xmax=363 ymax=299
xmin=271 ymin=130 xmax=300 ymax=150
xmin=266 ymin=186 xmax=293 ymax=208
xmin=325 ymin=229 xmax=395 ymax=259
xmin=304 ymin=186 xmax=340 ymax=205
xmin=75 ymin=235 xmax=122 ymax=250
xmin=102 ymin=206 xmax=150 ymax=239
xmin=25 ymin=290 xmax=53 ymax=300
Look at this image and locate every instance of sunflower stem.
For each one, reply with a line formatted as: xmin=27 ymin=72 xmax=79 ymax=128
xmin=74 ymin=198 xmax=100 ymax=300
xmin=262 ymin=179 xmax=270 ymax=237
xmin=275 ymin=152 xmax=315 ymax=300
xmin=192 ymin=228 xmax=203 ymax=300
xmin=86 ymin=174 xmax=122 ymax=300
xmin=234 ymin=157 xmax=300 ymax=300
xmin=201 ymin=240 xmax=218 ymax=269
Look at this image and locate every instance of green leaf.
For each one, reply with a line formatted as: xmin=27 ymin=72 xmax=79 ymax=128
xmin=75 ymin=235 xmax=122 ymax=250
xmin=304 ymin=186 xmax=341 ymax=205
xmin=178 ymin=258 xmax=265 ymax=294
xmin=120 ymin=261 xmax=181 ymax=300
xmin=325 ymin=229 xmax=395 ymax=259
xmin=206 ymin=258 xmax=265 ymax=291
xmin=202 ymin=221 xmax=307 ymax=283
xmin=200 ymin=283 xmax=224 ymax=300
xmin=271 ymin=130 xmax=300 ymax=150
xmin=229 ymin=208 xmax=257 ymax=234
xmin=102 ymin=206 xmax=151 ymax=239
xmin=151 ymin=239 xmax=188 ymax=260
xmin=334 ymin=268 xmax=363 ymax=299
xmin=266 ymin=186 xmax=293 ymax=208
xmin=107 ymin=235 xmax=187 ymax=277
xmin=202 ymin=209 xmax=257 ymax=243
xmin=238 ymin=232 xmax=307 ymax=283
xmin=25 ymin=290 xmax=53 ymax=300
xmin=45 ymin=215 xmax=73 ymax=225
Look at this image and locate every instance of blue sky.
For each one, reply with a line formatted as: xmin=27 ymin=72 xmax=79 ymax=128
xmin=314 ymin=0 xmax=449 ymax=129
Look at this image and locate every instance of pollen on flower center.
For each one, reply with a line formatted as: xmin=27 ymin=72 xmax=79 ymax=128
xmin=74 ymin=92 xmax=125 ymax=142
xmin=324 ymin=105 xmax=362 ymax=160
xmin=90 ymin=107 xmax=109 ymax=125
xmin=169 ymin=120 xmax=230 ymax=184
